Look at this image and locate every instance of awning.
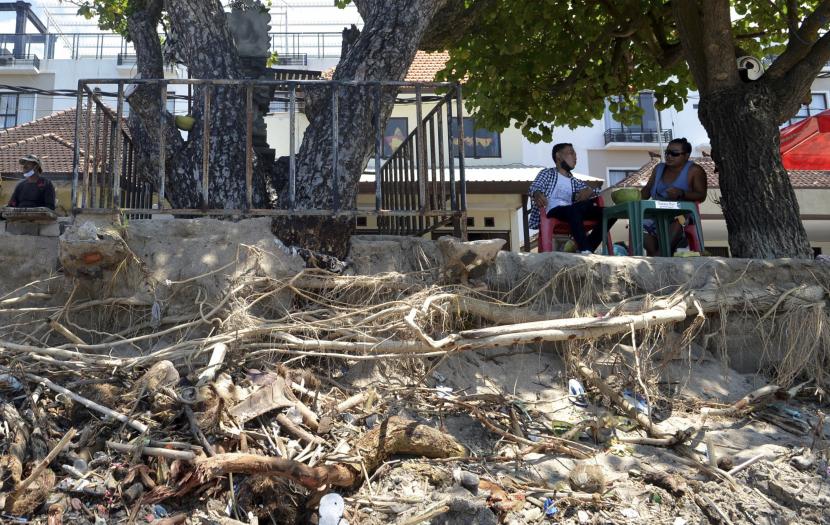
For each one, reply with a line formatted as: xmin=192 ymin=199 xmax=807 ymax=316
xmin=780 ymin=109 xmax=830 ymax=170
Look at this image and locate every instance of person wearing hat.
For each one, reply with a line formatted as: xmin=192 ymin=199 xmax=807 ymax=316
xmin=7 ymin=154 xmax=55 ymax=210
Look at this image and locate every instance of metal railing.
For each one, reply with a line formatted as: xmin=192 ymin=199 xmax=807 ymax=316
xmin=72 ymin=88 xmax=152 ymax=214
xmin=603 ymin=128 xmax=672 ymax=144
xmin=378 ymin=87 xmax=466 ymax=236
xmin=71 ymin=78 xmax=466 ymax=238
xmin=1 ymin=32 xmax=343 ymax=61
xmin=0 ymin=53 xmax=40 ymax=69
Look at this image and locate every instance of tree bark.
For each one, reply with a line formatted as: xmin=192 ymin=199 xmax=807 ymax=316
xmin=698 ymin=83 xmax=812 ymax=259
xmin=271 ymin=0 xmax=450 ymax=257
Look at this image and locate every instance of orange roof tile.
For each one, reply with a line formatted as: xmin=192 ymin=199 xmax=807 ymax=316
xmin=322 ymin=51 xmax=450 ymax=82
xmin=616 ymin=157 xmax=830 ymax=189
xmin=0 ymin=107 xmax=122 ymax=176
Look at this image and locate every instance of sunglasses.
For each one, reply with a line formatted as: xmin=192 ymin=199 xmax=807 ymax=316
xmin=665 ymin=149 xmax=685 ymax=157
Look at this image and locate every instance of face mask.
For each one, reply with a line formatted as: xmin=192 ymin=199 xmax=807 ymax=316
xmin=23 ymin=170 xmax=34 ymax=179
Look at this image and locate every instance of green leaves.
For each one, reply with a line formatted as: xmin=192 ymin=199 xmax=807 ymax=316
xmin=73 ymin=0 xmax=132 ymax=36
xmin=438 ymin=0 xmax=801 ymax=140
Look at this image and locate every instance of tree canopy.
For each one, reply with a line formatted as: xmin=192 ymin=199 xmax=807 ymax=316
xmin=440 ymin=0 xmax=830 ymax=258
xmin=438 ymin=1 xmax=828 ymax=140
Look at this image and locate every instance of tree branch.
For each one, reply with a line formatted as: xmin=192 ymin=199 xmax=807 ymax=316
xmin=765 ymin=0 xmax=830 ymax=78
xmin=771 ymin=30 xmax=830 ymax=123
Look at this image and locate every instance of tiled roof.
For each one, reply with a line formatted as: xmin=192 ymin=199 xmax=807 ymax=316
xmin=322 ymin=51 xmax=450 ymax=82
xmin=617 ymin=157 xmax=830 ymax=189
xmin=403 ymin=51 xmax=449 ymax=82
xmin=0 ymin=107 xmax=121 ymax=176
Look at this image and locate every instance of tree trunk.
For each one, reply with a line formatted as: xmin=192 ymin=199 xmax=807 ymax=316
xmin=271 ymin=0 xmax=449 ymax=257
xmin=698 ymin=83 xmax=813 ymax=259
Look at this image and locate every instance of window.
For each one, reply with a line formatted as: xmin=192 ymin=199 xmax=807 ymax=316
xmin=783 ymin=93 xmax=827 ymax=127
xmin=0 ymin=93 xmax=34 ymax=129
xmin=451 ymin=117 xmax=501 ymax=158
xmin=466 ymin=216 xmax=475 ymax=227
xmin=356 ymin=216 xmax=368 ymax=227
xmin=383 ymin=117 xmax=408 ymax=158
xmin=608 ymin=169 xmax=639 ymax=187
xmin=605 ymin=92 xmax=658 ymax=133
xmin=484 ymin=217 xmax=495 ymax=227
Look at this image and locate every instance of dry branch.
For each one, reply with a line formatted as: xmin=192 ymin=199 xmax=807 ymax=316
xmin=18 ymin=371 xmax=149 ymax=433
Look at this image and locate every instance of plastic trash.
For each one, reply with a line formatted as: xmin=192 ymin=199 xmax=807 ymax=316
xmin=543 ymin=497 xmax=558 ymax=517
xmin=319 ymin=493 xmax=347 ymax=525
xmin=0 ymin=374 xmax=22 ymax=392
xmin=622 ymin=389 xmax=650 ymax=416
xmin=568 ymin=379 xmax=588 ymax=407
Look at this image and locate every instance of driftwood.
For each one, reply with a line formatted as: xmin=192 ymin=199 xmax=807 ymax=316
xmin=153 ymin=416 xmax=465 ymax=500
xmin=14 ymin=428 xmax=76 ymax=494
xmin=19 ymin=371 xmax=149 ymax=433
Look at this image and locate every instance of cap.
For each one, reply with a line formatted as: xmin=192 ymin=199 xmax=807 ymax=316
xmin=19 ymin=154 xmax=43 ymax=170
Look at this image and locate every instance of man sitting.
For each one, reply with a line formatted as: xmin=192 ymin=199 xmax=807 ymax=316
xmin=528 ymin=143 xmax=613 ymax=254
xmin=7 ymin=154 xmax=56 ymax=210
xmin=639 ymin=138 xmax=707 ymax=255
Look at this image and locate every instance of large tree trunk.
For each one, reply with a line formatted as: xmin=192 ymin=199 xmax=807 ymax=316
xmin=698 ymin=84 xmax=813 ymax=259
xmin=271 ymin=0 xmax=449 ymax=257
xmin=127 ymin=0 xmax=265 ymax=209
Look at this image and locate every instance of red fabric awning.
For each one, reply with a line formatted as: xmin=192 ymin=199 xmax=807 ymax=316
xmin=780 ymin=109 xmax=830 ymax=170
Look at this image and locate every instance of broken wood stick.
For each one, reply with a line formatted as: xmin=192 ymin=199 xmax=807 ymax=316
xmin=14 ymin=428 xmax=77 ymax=494
xmin=575 ymin=361 xmax=666 ymax=438
xmin=0 ymin=341 xmax=124 ymax=367
xmin=196 ymin=343 xmax=227 ymax=386
xmin=106 ymin=441 xmax=197 ymax=461
xmin=47 ymin=319 xmax=86 ymax=346
xmin=18 ymin=371 xmax=149 ymax=433
xmin=336 ymin=390 xmax=372 ymax=413
xmin=702 ymin=384 xmax=782 ymax=417
xmin=184 ymin=405 xmax=215 ymax=457
xmin=275 ymin=413 xmax=324 ymax=445
xmin=727 ymin=453 xmax=767 ymax=476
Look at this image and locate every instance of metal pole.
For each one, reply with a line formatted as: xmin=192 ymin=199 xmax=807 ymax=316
xmin=202 ymin=84 xmax=211 ymax=207
xmin=374 ymin=83 xmax=382 ymax=212
xmin=82 ymin=88 xmax=93 ymax=208
xmin=331 ymin=83 xmax=340 ymax=211
xmin=112 ymin=81 xmax=125 ymax=209
xmin=446 ymin=92 xmax=457 ymax=211
xmin=245 ymin=83 xmax=254 ymax=210
xmin=415 ymin=85 xmax=427 ymax=213
xmin=455 ymin=84 xmax=467 ymax=214
xmin=158 ymin=83 xmax=167 ymax=208
xmin=655 ymin=95 xmax=665 ymax=162
xmin=70 ymin=80 xmax=83 ymax=210
xmin=289 ymin=83 xmax=296 ymax=209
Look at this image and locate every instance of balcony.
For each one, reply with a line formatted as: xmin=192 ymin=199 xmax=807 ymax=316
xmin=0 ymin=32 xmax=343 ymax=61
xmin=604 ymin=128 xmax=672 ymax=145
xmin=0 ymin=53 xmax=40 ymax=73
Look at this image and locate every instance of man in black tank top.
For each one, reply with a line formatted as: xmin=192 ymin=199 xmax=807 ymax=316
xmin=639 ymin=138 xmax=707 ymax=256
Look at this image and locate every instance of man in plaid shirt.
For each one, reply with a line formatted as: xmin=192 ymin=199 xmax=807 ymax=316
xmin=528 ymin=143 xmax=613 ymax=253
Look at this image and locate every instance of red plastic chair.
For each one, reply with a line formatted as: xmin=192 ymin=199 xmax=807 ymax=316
xmin=683 ymin=202 xmax=704 ymax=253
xmin=538 ymin=196 xmax=613 ymax=253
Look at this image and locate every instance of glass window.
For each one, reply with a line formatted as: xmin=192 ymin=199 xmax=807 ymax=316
xmin=784 ymin=93 xmax=827 ymax=127
xmin=16 ymin=94 xmax=34 ymax=124
xmin=383 ymin=117 xmax=408 ymax=158
xmin=605 ymin=92 xmax=659 ymax=133
xmin=451 ymin=117 xmax=501 ymax=158
xmin=0 ymin=93 xmax=18 ymax=129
